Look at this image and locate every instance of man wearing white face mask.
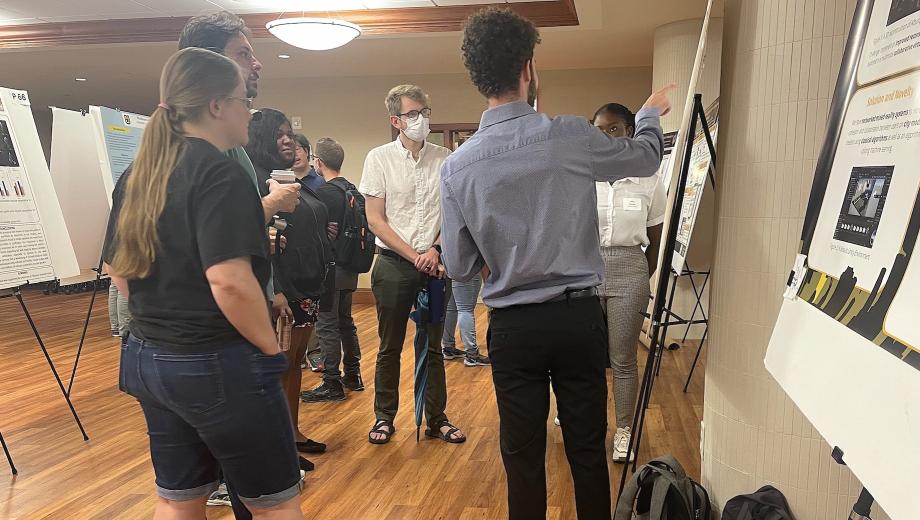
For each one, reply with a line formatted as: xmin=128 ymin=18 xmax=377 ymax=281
xmin=360 ymin=84 xmax=465 ymax=445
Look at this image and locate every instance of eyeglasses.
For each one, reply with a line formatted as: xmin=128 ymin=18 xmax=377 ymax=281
xmin=396 ymin=107 xmax=432 ymax=122
xmin=225 ymin=96 xmax=254 ymax=109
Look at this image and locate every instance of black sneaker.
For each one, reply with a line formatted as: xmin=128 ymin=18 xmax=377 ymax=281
xmin=442 ymin=345 xmax=465 ymax=360
xmin=296 ymin=438 xmax=326 ymax=453
xmin=464 ymin=353 xmax=491 ymax=366
xmin=299 ymin=456 xmax=315 ymax=472
xmin=301 ymin=381 xmax=346 ymax=403
xmin=342 ymin=372 xmax=365 ymax=391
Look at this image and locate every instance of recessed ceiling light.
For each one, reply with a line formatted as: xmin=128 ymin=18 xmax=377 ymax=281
xmin=75 ymin=77 xmax=87 ymax=82
xmin=278 ymin=54 xmax=291 ymax=59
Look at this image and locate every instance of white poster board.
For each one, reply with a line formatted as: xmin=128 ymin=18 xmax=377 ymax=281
xmin=50 ymin=107 xmax=111 ymax=282
xmin=765 ymin=1 xmax=920 ymax=518
xmin=0 ymin=88 xmax=79 ymax=289
xmin=647 ymin=0 xmax=715 ymax=327
xmin=671 ymin=99 xmax=719 ymax=273
xmin=88 ymin=105 xmax=148 ymax=208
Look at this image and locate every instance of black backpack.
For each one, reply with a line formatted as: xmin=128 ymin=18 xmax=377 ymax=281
xmin=722 ymin=486 xmax=795 ymax=520
xmin=274 ymin=187 xmax=332 ymax=300
xmin=614 ymin=455 xmax=711 ymax=520
xmin=328 ymin=177 xmax=375 ymax=273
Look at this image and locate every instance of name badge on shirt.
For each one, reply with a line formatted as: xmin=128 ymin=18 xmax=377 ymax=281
xmin=623 ymin=198 xmax=642 ymax=211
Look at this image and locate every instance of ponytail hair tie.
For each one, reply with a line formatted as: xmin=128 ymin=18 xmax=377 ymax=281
xmin=157 ymin=102 xmax=171 ymax=111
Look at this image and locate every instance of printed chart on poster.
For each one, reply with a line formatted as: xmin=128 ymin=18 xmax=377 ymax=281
xmin=765 ymin=1 xmax=920 ymax=518
xmin=672 ymin=99 xmax=718 ymax=273
xmin=0 ymin=87 xmax=78 ymax=290
xmin=89 ymin=106 xmax=148 ymax=206
xmin=657 ymin=131 xmax=678 ymax=187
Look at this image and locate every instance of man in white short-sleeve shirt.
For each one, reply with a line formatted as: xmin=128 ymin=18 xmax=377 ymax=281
xmin=359 ymin=84 xmax=465 ymax=445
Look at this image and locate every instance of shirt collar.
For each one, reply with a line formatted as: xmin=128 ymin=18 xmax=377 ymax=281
xmin=394 ymin=135 xmax=427 ymax=159
xmin=479 ymin=101 xmax=536 ymax=130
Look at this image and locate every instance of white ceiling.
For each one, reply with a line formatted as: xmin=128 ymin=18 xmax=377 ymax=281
xmin=0 ymin=0 xmax=722 ymax=138
xmin=0 ymin=0 xmax=554 ymax=24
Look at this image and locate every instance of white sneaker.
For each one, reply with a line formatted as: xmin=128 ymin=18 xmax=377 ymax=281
xmin=553 ymin=416 xmax=560 ymax=426
xmin=206 ymin=483 xmax=231 ymax=507
xmin=612 ymin=427 xmax=635 ymax=463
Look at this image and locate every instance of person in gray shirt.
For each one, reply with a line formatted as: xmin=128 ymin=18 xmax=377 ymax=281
xmin=440 ymin=8 xmax=673 ymax=519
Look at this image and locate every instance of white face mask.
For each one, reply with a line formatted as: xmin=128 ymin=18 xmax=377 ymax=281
xmin=403 ymin=116 xmax=430 ymax=143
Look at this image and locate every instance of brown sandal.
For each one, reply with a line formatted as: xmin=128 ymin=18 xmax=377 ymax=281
xmin=425 ymin=420 xmax=466 ymax=444
xmin=368 ymin=420 xmax=395 ymax=444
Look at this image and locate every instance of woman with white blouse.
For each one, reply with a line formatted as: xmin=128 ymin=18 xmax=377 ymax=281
xmin=593 ymin=102 xmax=666 ymax=463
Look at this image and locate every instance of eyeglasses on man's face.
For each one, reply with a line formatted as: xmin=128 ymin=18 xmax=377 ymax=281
xmin=396 ymin=107 xmax=432 ymax=122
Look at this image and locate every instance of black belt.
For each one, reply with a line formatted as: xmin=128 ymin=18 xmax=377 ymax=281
xmin=546 ymin=287 xmax=598 ymax=303
xmin=378 ymin=248 xmax=414 ymax=265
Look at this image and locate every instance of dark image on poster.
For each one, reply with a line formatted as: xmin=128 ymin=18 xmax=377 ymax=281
xmin=887 ymin=0 xmax=920 ymax=25
xmin=0 ymin=119 xmax=19 ymax=168
xmin=833 ymin=165 xmax=893 ymax=247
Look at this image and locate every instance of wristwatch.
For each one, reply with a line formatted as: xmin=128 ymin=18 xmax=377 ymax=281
xmin=432 ymin=245 xmax=442 ymax=255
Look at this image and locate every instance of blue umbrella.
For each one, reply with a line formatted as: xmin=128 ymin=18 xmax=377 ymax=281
xmin=409 ymin=276 xmax=447 ymax=441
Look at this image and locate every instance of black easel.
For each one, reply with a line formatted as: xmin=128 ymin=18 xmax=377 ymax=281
xmin=0 ymin=286 xmax=89 ymax=469
xmin=0 ymin=430 xmax=15 ymax=475
xmin=67 ymin=253 xmax=106 ymax=397
xmin=617 ymin=93 xmax=717 ymax=499
xmin=831 ymin=447 xmax=874 ymax=520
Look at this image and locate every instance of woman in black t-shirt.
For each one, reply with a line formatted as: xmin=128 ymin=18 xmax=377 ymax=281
xmin=245 ymin=109 xmax=333 ymax=461
xmin=104 ymin=48 xmax=303 ymax=519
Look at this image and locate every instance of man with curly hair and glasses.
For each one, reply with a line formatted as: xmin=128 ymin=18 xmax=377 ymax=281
xmin=440 ymin=7 xmax=675 ymax=519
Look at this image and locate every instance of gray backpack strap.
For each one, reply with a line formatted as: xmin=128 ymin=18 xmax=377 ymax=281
xmin=648 ymin=474 xmax=673 ymax=520
xmin=614 ymin=467 xmax=645 ymax=520
xmin=649 ymin=454 xmax=687 ymax=481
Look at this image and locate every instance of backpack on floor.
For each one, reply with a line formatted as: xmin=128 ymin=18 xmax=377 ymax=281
xmin=614 ymin=454 xmax=711 ymax=520
xmin=722 ymin=485 xmax=795 ymax=520
xmin=328 ymin=177 xmax=375 ymax=273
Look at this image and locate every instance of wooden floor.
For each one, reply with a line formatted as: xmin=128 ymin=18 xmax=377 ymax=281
xmin=0 ymin=288 xmax=704 ymax=520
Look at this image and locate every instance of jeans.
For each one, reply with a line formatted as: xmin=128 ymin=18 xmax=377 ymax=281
xmin=119 ymin=336 xmax=301 ymax=509
xmin=489 ymin=296 xmax=610 ymax=520
xmin=317 ymin=288 xmax=361 ymax=383
xmin=442 ymin=274 xmax=482 ymax=354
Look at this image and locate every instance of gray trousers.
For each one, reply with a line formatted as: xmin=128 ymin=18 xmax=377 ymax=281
xmin=599 ymin=246 xmax=649 ymax=429
xmin=317 ymin=288 xmax=361 ymax=382
xmin=107 ymin=284 xmax=131 ymax=336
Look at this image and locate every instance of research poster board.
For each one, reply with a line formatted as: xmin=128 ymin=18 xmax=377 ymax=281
xmin=765 ymin=1 xmax=920 ymax=518
xmin=0 ymin=88 xmax=79 ymax=290
xmin=88 ymin=106 xmax=148 ymax=207
xmin=658 ymin=131 xmax=678 ymax=187
xmin=647 ymin=0 xmax=715 ymax=328
xmin=50 ymin=107 xmax=111 ymax=282
xmin=672 ymin=99 xmax=719 ymax=273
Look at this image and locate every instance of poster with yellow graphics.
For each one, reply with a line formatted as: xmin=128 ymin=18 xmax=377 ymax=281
xmin=88 ymin=106 xmax=148 ymax=208
xmin=766 ymin=1 xmax=920 ymax=517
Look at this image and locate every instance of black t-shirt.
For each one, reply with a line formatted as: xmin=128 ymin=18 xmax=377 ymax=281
xmin=104 ymin=137 xmax=270 ymax=349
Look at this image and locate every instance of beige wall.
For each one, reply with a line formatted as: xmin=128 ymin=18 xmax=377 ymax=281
xmin=704 ymin=0 xmax=889 ymax=518
xmin=258 ymin=66 xmax=653 ymax=288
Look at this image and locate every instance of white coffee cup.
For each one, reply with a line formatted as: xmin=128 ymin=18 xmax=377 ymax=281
xmin=270 ymin=170 xmax=297 ymax=184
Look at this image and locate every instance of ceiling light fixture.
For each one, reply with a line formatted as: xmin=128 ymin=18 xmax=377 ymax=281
xmin=278 ymin=54 xmax=291 ymax=59
xmin=75 ymin=77 xmax=87 ymax=82
xmin=266 ymin=17 xmax=361 ymax=51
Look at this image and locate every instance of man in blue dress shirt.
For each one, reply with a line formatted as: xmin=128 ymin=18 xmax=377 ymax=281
xmin=440 ymin=8 xmax=674 ymax=519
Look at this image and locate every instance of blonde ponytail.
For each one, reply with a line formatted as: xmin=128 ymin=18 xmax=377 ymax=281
xmin=110 ymin=47 xmax=243 ymax=279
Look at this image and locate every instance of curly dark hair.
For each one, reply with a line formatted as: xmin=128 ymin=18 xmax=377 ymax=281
xmin=178 ymin=11 xmax=251 ymax=53
xmin=461 ymin=7 xmax=541 ymax=99
xmin=245 ymin=108 xmax=293 ymax=172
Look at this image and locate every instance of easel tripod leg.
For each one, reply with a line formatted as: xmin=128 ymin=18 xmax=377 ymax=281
xmin=0 ymin=431 xmax=16 ymax=475
xmin=15 ymin=291 xmax=89 ymax=441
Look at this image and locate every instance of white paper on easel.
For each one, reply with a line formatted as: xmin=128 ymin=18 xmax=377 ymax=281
xmin=0 ymin=88 xmax=79 ymax=289
xmin=50 ymin=107 xmax=111 ymax=284
xmin=645 ymin=0 xmax=714 ymax=339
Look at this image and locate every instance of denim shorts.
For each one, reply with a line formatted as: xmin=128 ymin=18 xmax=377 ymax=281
xmin=119 ymin=335 xmax=302 ymax=509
